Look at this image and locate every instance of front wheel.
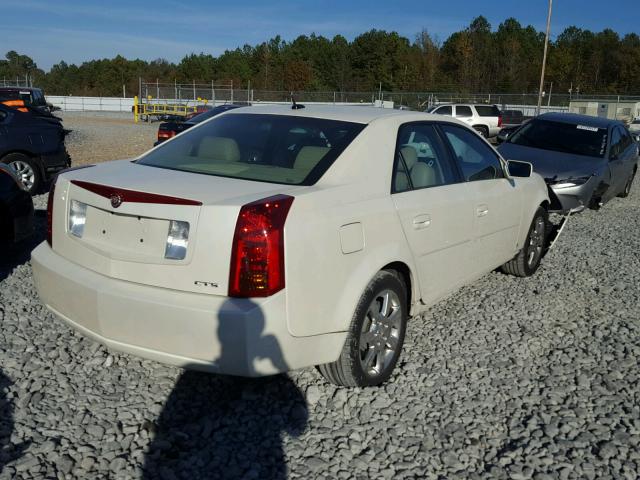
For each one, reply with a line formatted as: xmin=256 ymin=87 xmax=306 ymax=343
xmin=501 ymin=206 xmax=548 ymax=277
xmin=618 ymin=169 xmax=636 ymax=198
xmin=317 ymin=270 xmax=408 ymax=387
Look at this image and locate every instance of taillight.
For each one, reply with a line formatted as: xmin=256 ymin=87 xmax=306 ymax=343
xmin=157 ymin=130 xmax=175 ymax=141
xmin=498 ymin=115 xmax=503 ymax=128
xmin=228 ymin=195 xmax=294 ymax=297
xmin=46 ymin=180 xmax=56 ymax=246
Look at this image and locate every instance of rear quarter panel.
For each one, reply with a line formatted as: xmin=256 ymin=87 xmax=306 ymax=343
xmin=284 ymin=120 xmax=420 ymax=337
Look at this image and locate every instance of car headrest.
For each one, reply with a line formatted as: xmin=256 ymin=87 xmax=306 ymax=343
xmin=410 ymin=162 xmax=437 ymax=188
xmin=400 ymin=146 xmax=418 ymax=170
xmin=294 ymin=146 xmax=330 ymax=171
xmin=198 ymin=137 xmax=240 ymax=162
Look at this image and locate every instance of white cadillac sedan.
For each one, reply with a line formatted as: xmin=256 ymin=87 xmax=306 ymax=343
xmin=32 ymin=105 xmax=550 ymax=387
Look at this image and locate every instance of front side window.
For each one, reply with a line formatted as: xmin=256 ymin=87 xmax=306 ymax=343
xmin=441 ymin=124 xmax=504 ymax=182
xmin=393 ymin=123 xmax=458 ymax=193
xmin=610 ymin=127 xmax=623 ymax=159
xmin=138 ymin=113 xmax=365 ymax=185
xmin=434 ymin=106 xmax=452 ymax=116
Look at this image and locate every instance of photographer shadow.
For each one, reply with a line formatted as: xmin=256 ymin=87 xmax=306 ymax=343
xmin=1 ymin=370 xmax=29 ymax=475
xmin=143 ymin=299 xmax=308 ymax=480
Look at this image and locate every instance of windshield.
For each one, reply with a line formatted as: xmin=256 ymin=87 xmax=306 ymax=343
xmin=508 ymin=119 xmax=608 ymax=158
xmin=138 ymin=113 xmax=365 ymax=185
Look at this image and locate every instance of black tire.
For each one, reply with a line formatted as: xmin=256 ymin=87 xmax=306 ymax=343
xmin=501 ymin=206 xmax=548 ymax=277
xmin=2 ymin=153 xmax=42 ymax=195
xmin=317 ymin=270 xmax=408 ymax=387
xmin=618 ymin=168 xmax=636 ymax=198
xmin=473 ymin=125 xmax=489 ymax=138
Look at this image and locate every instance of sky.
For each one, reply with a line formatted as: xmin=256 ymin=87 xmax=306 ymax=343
xmin=2 ymin=0 xmax=639 ymax=71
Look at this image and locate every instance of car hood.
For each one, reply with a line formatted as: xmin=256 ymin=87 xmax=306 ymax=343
xmin=498 ymin=142 xmax=604 ymax=181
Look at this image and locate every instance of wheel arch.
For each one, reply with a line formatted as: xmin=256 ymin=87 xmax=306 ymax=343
xmin=380 ymin=261 xmax=415 ymax=314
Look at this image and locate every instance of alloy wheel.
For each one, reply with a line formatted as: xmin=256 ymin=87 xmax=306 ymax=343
xmin=9 ymin=160 xmax=35 ymax=191
xmin=359 ymin=289 xmax=402 ymax=377
xmin=527 ymin=217 xmax=545 ymax=267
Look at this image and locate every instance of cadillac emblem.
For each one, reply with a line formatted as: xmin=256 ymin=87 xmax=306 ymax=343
xmin=110 ymin=193 xmax=123 ymax=208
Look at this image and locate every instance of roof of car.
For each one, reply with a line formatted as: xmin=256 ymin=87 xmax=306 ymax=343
xmin=539 ymin=112 xmax=623 ymax=129
xmin=0 ymin=87 xmax=42 ymax=92
xmin=226 ymin=104 xmax=428 ymax=124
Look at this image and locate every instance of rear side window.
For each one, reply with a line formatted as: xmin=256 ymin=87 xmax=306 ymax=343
xmin=441 ymin=124 xmax=504 ymax=181
xmin=475 ymin=105 xmax=501 ymax=117
xmin=138 ymin=113 xmax=365 ymax=185
xmin=393 ymin=123 xmax=459 ymax=193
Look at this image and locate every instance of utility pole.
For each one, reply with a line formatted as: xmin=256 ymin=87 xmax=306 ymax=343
xmin=547 ymin=81 xmax=553 ymax=107
xmin=536 ymin=0 xmax=553 ymax=116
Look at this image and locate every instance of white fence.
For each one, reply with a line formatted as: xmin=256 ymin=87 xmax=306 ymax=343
xmin=47 ymin=95 xmax=572 ymax=115
xmin=48 ymin=96 xmax=134 ymax=112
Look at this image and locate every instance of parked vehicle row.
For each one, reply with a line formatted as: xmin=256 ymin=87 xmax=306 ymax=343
xmin=34 ymin=105 xmax=551 ymax=387
xmin=19 ymin=103 xmax=638 ymax=388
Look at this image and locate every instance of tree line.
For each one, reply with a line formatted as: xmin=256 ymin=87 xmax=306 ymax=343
xmin=2 ymin=16 xmax=639 ymax=97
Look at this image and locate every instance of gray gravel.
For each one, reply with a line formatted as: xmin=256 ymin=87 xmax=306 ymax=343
xmin=1 ymin=126 xmax=640 ymax=478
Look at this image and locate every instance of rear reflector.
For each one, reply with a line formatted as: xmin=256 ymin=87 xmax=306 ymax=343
xmin=71 ymin=180 xmax=202 ymax=206
xmin=228 ymin=195 xmax=294 ymax=297
xmin=158 ymin=130 xmax=176 ymax=141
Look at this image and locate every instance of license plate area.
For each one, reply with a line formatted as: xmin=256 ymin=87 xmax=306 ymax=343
xmin=79 ymin=204 xmax=172 ymax=261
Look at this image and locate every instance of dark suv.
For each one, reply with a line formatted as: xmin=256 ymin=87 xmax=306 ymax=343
xmin=0 ymin=104 xmax=70 ymax=194
xmin=0 ymin=87 xmax=52 ymax=114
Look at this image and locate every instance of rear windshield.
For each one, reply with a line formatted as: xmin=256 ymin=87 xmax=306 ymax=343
xmin=138 ymin=113 xmax=365 ymax=185
xmin=475 ymin=105 xmax=501 ymax=117
xmin=508 ymin=119 xmax=608 ymax=158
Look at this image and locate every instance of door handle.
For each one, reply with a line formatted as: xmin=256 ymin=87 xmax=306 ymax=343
xmin=476 ymin=205 xmax=489 ymax=217
xmin=412 ymin=214 xmax=431 ymax=229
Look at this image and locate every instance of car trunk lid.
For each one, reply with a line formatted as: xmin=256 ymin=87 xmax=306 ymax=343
xmin=51 ymin=160 xmax=302 ymax=295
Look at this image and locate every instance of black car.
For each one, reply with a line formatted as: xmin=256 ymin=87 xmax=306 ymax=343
xmin=0 ymin=163 xmax=33 ymax=245
xmin=498 ymin=113 xmax=638 ymax=213
xmin=155 ymin=104 xmax=244 ymax=146
xmin=0 ymin=104 xmax=70 ymax=195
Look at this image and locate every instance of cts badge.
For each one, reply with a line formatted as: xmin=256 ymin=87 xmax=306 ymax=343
xmin=110 ymin=193 xmax=123 ymax=208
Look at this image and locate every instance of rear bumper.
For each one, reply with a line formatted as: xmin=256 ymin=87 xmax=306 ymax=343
xmin=31 ymin=243 xmax=346 ymax=376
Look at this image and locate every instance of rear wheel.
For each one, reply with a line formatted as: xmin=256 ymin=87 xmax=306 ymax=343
xmin=473 ymin=125 xmax=489 ymax=138
xmin=317 ymin=270 xmax=408 ymax=387
xmin=3 ymin=153 xmax=41 ymax=195
xmin=501 ymin=207 xmax=548 ymax=277
xmin=618 ymin=169 xmax=636 ymax=198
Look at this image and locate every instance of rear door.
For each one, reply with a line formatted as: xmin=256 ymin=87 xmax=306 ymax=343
xmin=439 ymin=123 xmax=522 ymax=274
xmin=454 ymin=105 xmax=475 ymax=127
xmin=391 ymin=122 xmax=475 ymax=304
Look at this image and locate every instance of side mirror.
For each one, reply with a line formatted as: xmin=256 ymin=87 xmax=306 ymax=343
xmin=633 ymin=133 xmax=640 ymax=143
xmin=507 ymin=160 xmax=532 ymax=178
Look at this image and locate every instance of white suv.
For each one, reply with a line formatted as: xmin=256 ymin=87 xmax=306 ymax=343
xmin=427 ymin=104 xmax=503 ymax=138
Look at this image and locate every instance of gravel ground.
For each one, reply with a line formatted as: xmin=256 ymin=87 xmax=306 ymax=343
xmin=1 ymin=116 xmax=640 ymax=479
xmin=59 ymin=112 xmax=157 ymax=165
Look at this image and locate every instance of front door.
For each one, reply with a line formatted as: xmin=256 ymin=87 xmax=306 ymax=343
xmin=439 ymin=123 xmax=523 ymax=273
xmin=391 ymin=122 xmax=476 ymax=304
